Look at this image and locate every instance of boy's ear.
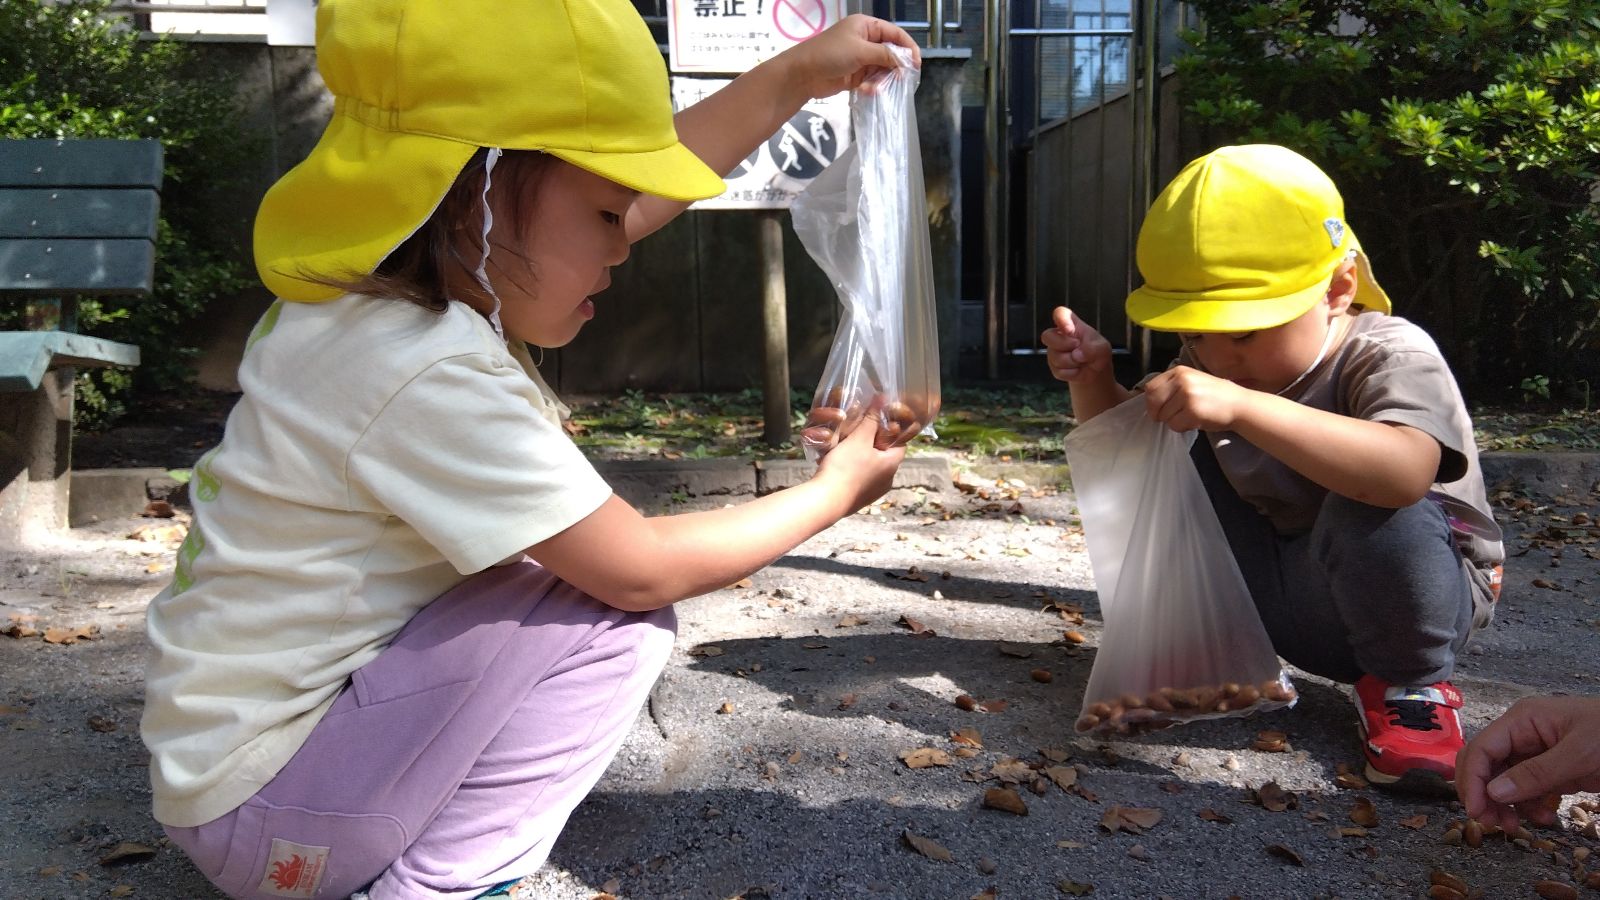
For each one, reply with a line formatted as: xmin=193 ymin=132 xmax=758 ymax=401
xmin=1325 ymin=258 xmax=1359 ymax=315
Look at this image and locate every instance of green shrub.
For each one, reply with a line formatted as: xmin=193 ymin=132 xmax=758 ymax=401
xmin=1175 ymin=0 xmax=1600 ymax=402
xmin=0 ymin=0 xmax=256 ymax=427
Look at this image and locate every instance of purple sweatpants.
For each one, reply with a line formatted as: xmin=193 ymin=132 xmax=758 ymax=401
xmin=163 ymin=561 xmax=677 ymax=899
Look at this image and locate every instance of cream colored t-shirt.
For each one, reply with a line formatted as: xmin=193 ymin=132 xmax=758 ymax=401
xmin=141 ymin=294 xmax=612 ymax=827
xmin=1180 ymin=312 xmax=1504 ymax=577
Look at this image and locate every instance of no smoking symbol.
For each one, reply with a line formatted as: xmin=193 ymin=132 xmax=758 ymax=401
xmin=772 ymin=0 xmax=828 ymax=42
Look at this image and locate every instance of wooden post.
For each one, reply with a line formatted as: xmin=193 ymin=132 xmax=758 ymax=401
xmin=759 ymin=210 xmax=791 ymax=447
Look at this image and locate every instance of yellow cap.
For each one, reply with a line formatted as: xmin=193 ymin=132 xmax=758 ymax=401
xmin=1125 ymin=144 xmax=1391 ymax=333
xmin=253 ymin=0 xmax=726 ymax=302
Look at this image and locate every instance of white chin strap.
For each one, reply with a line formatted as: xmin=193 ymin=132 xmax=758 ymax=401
xmin=471 ymin=147 xmax=505 ymax=340
xmin=1275 ymin=317 xmax=1337 ymax=397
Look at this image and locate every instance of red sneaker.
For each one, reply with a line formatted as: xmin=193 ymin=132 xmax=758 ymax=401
xmin=1352 ymin=674 xmax=1464 ymax=791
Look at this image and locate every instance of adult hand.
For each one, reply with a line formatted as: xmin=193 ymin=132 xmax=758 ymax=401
xmin=1456 ymin=694 xmax=1600 ymax=831
xmin=1041 ymin=306 xmax=1113 ymax=384
xmin=1141 ymin=364 xmax=1252 ymax=433
xmin=776 ymin=14 xmax=922 ymax=100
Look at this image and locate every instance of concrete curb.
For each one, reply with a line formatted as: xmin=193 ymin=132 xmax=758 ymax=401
xmin=61 ymin=450 xmax=1600 ymax=528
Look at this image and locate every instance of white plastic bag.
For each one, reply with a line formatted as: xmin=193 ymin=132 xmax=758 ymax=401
xmin=1062 ymin=395 xmax=1296 ymax=735
xmin=791 ymin=45 xmax=940 ymax=460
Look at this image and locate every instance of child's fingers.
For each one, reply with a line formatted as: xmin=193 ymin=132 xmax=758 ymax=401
xmin=1051 ymin=306 xmax=1075 ymax=336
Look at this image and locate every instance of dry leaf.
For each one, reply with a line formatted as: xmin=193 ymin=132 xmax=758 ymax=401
xmin=837 ymin=693 xmax=857 ymax=711
xmin=983 ymin=787 xmax=1029 ymax=815
xmin=1252 ymin=729 xmax=1289 ymax=752
xmin=991 ymin=758 xmax=1034 ymax=784
xmin=1057 ymin=879 xmax=1094 ymax=895
xmin=1126 ymin=843 xmax=1151 ymax=861
xmin=716 ymin=702 xmax=734 ymax=714
xmin=110 ymin=887 xmax=133 ymax=898
xmin=1198 ymin=808 xmax=1232 ymax=824
xmin=978 ymin=699 xmax=1009 ymax=713
xmin=98 ymin=842 xmax=157 ymax=865
xmin=899 ymin=615 xmax=934 ymax=635
xmin=901 ymin=829 xmax=954 ymax=862
xmin=1042 ymin=766 xmax=1078 ymax=791
xmin=900 ymin=747 xmax=954 ymax=769
xmin=1349 ymin=797 xmax=1380 ymax=827
xmin=1266 ymin=843 xmax=1304 ymax=866
xmin=950 ymin=727 xmax=984 ymax=748
xmin=1100 ymin=806 xmax=1163 ymax=834
xmin=1337 ymin=826 xmax=1369 ymax=838
xmin=1056 ymin=840 xmax=1088 ymax=849
xmin=687 ymin=645 xmax=724 ymax=657
xmin=43 ymin=625 xmax=99 ymax=645
xmin=1399 ymin=814 xmax=1429 ymax=830
xmin=1254 ymin=781 xmax=1296 ymax=812
xmin=970 ymin=890 xmax=998 ymax=900
xmin=87 ymin=715 xmax=118 ymax=733
xmin=836 ymin=615 xmax=868 ymax=627
xmin=801 ymin=641 xmax=828 ymax=650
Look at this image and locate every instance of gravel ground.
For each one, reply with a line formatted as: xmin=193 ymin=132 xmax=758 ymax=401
xmin=1 ymin=456 xmax=1597 ymax=900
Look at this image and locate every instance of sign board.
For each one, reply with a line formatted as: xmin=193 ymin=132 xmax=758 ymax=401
xmin=667 ymin=0 xmax=848 ymax=74
xmin=672 ymin=78 xmax=850 ymax=210
xmin=266 ymin=0 xmax=317 ymax=46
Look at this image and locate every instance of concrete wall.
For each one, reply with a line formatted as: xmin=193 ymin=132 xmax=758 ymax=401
xmin=182 ymin=40 xmax=974 ymax=396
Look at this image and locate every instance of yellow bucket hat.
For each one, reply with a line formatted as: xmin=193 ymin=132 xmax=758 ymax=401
xmin=253 ymin=0 xmax=726 ymax=302
xmin=1125 ymin=144 xmax=1391 ymax=333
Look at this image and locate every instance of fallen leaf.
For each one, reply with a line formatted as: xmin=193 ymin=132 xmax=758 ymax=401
xmin=900 ymin=747 xmax=954 ymax=769
xmin=87 ymin=715 xmax=118 ymax=733
xmin=991 ymin=758 xmax=1034 ymax=784
xmin=1349 ymin=797 xmax=1380 ymax=828
xmin=1042 ymin=765 xmax=1078 ymax=791
xmin=1125 ymin=843 xmax=1151 ymax=862
xmin=716 ymin=702 xmax=734 ymax=714
xmin=39 ymin=865 xmax=63 ymax=877
xmin=950 ymin=727 xmax=984 ymax=748
xmin=1333 ymin=762 xmax=1369 ymax=790
xmin=836 ymin=615 xmax=868 ymax=627
xmin=1253 ymin=781 xmax=1296 ymax=812
xmin=970 ymin=890 xmax=998 ymax=900
xmin=98 ymin=842 xmax=157 ymax=866
xmin=1198 ymin=808 xmax=1232 ymax=824
xmin=837 ymin=693 xmax=857 ymax=710
xmin=801 ymin=641 xmax=828 ymax=650
xmin=687 ymin=645 xmax=724 ymax=657
xmin=901 ymin=829 xmax=953 ymax=862
xmin=142 ymin=500 xmax=176 ymax=518
xmin=1398 ymin=814 xmax=1429 ymax=830
xmin=1057 ymin=879 xmax=1094 ymax=895
xmin=1266 ymin=843 xmax=1304 ymax=866
xmin=1100 ymin=806 xmax=1163 ymax=834
xmin=110 ymin=887 xmax=133 ymax=898
xmin=898 ymin=615 xmax=934 ymax=635
xmin=1337 ymin=826 xmax=1369 ymax=838
xmin=1056 ymin=840 xmax=1088 ymax=849
xmin=983 ymin=787 xmax=1029 ymax=815
xmin=1252 ymin=729 xmax=1289 ymax=752
xmin=43 ymin=625 xmax=99 ymax=645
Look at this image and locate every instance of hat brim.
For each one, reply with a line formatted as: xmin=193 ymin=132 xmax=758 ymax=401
xmin=255 ymin=115 xmax=479 ymax=302
xmin=551 ymin=142 xmax=725 ymax=204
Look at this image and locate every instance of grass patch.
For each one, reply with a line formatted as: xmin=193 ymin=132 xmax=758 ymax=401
xmin=562 ymin=384 xmax=1600 ymax=464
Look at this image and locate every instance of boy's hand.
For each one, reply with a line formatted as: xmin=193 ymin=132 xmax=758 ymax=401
xmin=1456 ymin=695 xmax=1600 ymax=832
xmin=776 ymin=14 xmax=921 ymax=101
xmin=1042 ymin=306 xmax=1113 ymax=384
xmin=1141 ymin=365 xmax=1251 ymax=432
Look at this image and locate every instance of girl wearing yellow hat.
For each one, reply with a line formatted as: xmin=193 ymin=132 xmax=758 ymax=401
xmin=1043 ymin=144 xmax=1504 ymax=796
xmin=139 ymin=1 xmax=918 ymax=897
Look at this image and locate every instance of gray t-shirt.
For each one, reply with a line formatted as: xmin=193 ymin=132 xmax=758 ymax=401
xmin=1179 ymin=312 xmax=1504 ymax=580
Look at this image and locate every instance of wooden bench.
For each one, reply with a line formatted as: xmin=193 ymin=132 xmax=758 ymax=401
xmin=0 ymin=138 xmax=161 ymax=539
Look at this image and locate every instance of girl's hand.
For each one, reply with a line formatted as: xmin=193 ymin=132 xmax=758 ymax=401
xmin=1456 ymin=695 xmax=1600 ymax=832
xmin=1041 ymin=306 xmax=1113 ymax=384
xmin=1141 ymin=365 xmax=1251 ymax=433
xmin=814 ymin=413 xmax=905 ymax=515
xmin=775 ymin=14 xmax=922 ymax=100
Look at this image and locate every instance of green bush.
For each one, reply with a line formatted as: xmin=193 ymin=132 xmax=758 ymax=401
xmin=1175 ymin=0 xmax=1600 ymax=402
xmin=0 ymin=0 xmax=256 ymax=427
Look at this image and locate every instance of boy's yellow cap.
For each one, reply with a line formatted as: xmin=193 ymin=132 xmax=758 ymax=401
xmin=1125 ymin=144 xmax=1391 ymax=333
xmin=253 ymin=0 xmax=726 ymax=302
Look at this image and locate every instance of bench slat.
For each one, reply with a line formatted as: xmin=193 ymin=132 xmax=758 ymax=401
xmin=0 ymin=139 xmax=164 ymax=189
xmin=0 ymin=238 xmax=157 ymax=296
xmin=0 ymin=189 xmax=160 ymax=240
xmin=0 ymin=331 xmax=141 ymax=392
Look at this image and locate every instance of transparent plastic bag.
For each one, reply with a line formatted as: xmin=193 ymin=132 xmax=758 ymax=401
xmin=791 ymin=45 xmax=940 ymax=460
xmin=1061 ymin=395 xmax=1296 ymax=735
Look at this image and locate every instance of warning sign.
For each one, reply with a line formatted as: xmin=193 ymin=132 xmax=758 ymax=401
xmin=667 ymin=0 xmax=847 ymax=73
xmin=672 ymin=77 xmax=850 ymax=209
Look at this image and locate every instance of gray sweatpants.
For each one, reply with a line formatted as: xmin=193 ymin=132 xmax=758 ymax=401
xmin=1191 ymin=439 xmax=1476 ymax=687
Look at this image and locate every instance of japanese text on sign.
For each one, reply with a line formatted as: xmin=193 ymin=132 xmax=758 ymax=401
xmin=668 ymin=0 xmax=847 ymax=73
